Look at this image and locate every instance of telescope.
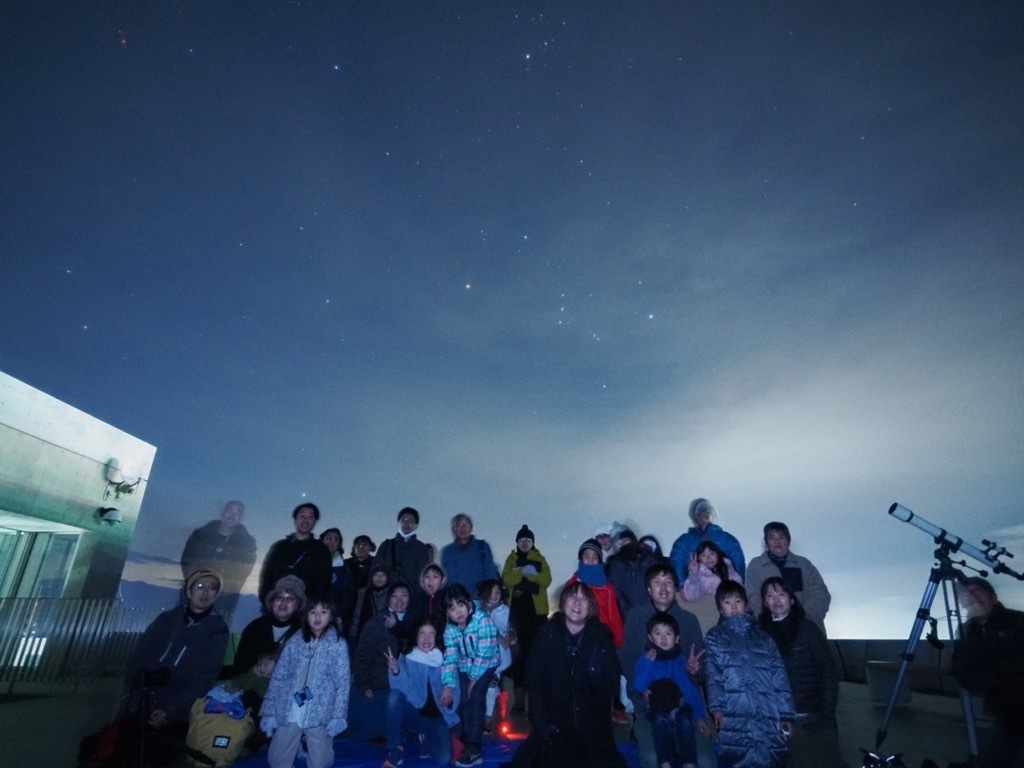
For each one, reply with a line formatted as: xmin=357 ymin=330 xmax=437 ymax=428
xmin=889 ymin=503 xmax=1023 ymax=581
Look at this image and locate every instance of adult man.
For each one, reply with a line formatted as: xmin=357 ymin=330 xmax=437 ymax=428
xmin=180 ymin=499 xmax=257 ymax=619
xmin=745 ymin=521 xmax=831 ymax=633
xmin=81 ymin=569 xmax=229 ymax=767
xmin=233 ymin=575 xmax=305 ymax=676
xmin=620 ymin=563 xmax=708 ymax=768
xmin=953 ymin=577 xmax=1024 ymax=768
xmin=669 ymin=498 xmax=746 ymax=584
xmin=257 ymin=502 xmax=332 ymax=603
xmin=440 ymin=513 xmax=499 ymax=591
xmin=372 ymin=506 xmax=431 ymax=591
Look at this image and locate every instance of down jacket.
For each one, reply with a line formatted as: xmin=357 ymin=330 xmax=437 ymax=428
xmin=705 ymin=614 xmax=794 ymax=768
xmin=759 ymin=612 xmax=837 ymax=717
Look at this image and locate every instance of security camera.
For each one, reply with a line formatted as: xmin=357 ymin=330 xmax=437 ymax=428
xmin=98 ymin=507 xmax=123 ymax=525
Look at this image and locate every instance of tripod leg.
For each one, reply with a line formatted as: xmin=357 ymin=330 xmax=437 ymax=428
xmin=941 ymin=577 xmax=981 ymax=766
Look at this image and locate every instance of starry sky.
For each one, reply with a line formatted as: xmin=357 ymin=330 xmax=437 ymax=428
xmin=2 ymin=2 xmax=1023 ymax=638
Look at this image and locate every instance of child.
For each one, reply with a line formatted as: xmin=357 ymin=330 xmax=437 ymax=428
xmin=222 ymin=649 xmax=277 ymax=713
xmin=260 ymin=595 xmax=351 ymax=768
xmin=382 ymin=616 xmax=460 ymax=767
xmin=440 ymin=584 xmax=500 ymax=767
xmin=409 ymin=562 xmax=449 ymax=625
xmin=681 ymin=541 xmax=742 ymax=602
xmin=632 ymin=612 xmax=711 ymax=768
xmin=566 ymin=538 xmax=624 ymax=647
xmin=476 ymin=579 xmax=512 ymax=729
xmin=350 ymin=564 xmax=390 ymax=642
xmin=704 ymin=580 xmax=794 ymax=768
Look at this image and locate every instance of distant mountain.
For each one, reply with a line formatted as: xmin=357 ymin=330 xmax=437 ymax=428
xmin=117 ymin=579 xmax=260 ymax=631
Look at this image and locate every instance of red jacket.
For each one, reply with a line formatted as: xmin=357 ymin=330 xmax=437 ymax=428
xmin=565 ymin=573 xmax=624 ymax=648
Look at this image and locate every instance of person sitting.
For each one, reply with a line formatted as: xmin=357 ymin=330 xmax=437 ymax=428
xmin=381 ymin=616 xmax=461 ymax=768
xmin=233 ymin=575 xmax=305 ymax=676
xmin=79 ymin=569 xmax=229 ymax=767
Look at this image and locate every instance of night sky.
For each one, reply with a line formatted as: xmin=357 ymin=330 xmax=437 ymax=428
xmin=3 ymin=2 xmax=1023 ymax=637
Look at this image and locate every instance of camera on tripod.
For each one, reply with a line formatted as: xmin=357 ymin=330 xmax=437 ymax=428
xmin=293 ymin=686 xmax=313 ymax=706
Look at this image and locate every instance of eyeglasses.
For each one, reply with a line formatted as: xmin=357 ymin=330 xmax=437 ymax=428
xmin=192 ymin=582 xmax=220 ymax=592
xmin=322 ymin=535 xmax=340 ymax=542
xmin=273 ymin=594 xmax=298 ymax=603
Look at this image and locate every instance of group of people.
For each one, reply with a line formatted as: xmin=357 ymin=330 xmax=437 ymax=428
xmin=86 ymin=497 xmax=1022 ymax=768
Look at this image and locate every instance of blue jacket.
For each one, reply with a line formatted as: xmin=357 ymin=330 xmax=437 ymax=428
xmin=669 ymin=524 xmax=746 ymax=583
xmin=388 ymin=649 xmax=461 ymax=728
xmin=705 ymin=614 xmax=794 ymax=768
xmin=633 ymin=646 xmax=707 ymax=721
xmin=440 ymin=537 xmax=499 ymax=591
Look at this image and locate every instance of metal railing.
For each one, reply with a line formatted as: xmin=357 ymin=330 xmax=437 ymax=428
xmin=0 ymin=598 xmax=160 ymax=684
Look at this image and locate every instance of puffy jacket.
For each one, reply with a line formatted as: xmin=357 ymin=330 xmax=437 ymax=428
xmin=502 ymin=547 xmax=552 ymax=617
xmin=260 ymin=628 xmax=350 ymax=729
xmin=705 ymin=614 xmax=794 ymax=768
xmin=759 ymin=612 xmax=837 ymax=716
xmin=669 ymin=524 xmax=746 ymax=584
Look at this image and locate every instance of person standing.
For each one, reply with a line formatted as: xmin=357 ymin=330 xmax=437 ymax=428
xmin=745 ymin=522 xmax=831 ymax=634
xmin=440 ymin=514 xmax=499 ymax=592
xmin=669 ymin=498 xmax=746 ymax=585
xmin=347 ymin=534 xmax=377 ymax=592
xmin=501 ymin=524 xmax=551 ymax=701
xmin=180 ymin=500 xmax=257 ymax=620
xmin=258 ymin=503 xmax=332 ymax=603
xmin=373 ymin=507 xmax=431 ymax=592
xmin=953 ymin=576 xmax=1024 ymax=768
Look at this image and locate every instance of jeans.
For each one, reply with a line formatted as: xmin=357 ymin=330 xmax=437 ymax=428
xmin=384 ymin=689 xmax=452 ymax=765
xmin=458 ymin=668 xmax=494 ymax=746
xmin=649 ymin=708 xmax=698 ymax=766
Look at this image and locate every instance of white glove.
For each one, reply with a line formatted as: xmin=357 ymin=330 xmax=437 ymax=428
xmin=260 ymin=716 xmax=278 ymax=737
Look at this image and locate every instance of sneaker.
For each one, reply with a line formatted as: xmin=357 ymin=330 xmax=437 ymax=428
xmin=455 ymin=745 xmax=483 ymax=767
xmin=382 ymin=745 xmax=403 ymax=767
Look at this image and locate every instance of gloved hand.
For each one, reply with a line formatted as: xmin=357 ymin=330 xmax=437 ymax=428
xmin=326 ymin=718 xmax=347 ymax=737
xmin=260 ymin=716 xmax=278 ymax=737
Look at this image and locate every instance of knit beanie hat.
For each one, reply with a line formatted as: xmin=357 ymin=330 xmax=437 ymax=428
xmin=614 ymin=527 xmax=637 ymax=545
xmin=516 ymin=524 xmax=535 ymax=542
xmin=185 ymin=568 xmax=222 ymax=594
xmin=265 ymin=574 xmax=308 ymax=611
xmin=578 ymin=538 xmax=603 ymax=563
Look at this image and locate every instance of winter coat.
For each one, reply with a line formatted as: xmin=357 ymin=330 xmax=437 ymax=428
xmin=258 ymin=534 xmax=332 ymax=603
xmin=745 ymin=551 xmax=831 ymax=634
xmin=440 ymin=536 xmax=500 ymax=591
xmin=232 ymin=613 xmax=300 ymax=676
xmin=518 ymin=614 xmax=625 ymax=768
xmin=705 ymin=614 xmax=794 ymax=768
xmin=372 ymin=534 xmax=431 ymax=592
xmin=605 ymin=542 xmax=666 ymax=618
xmin=180 ymin=520 xmax=257 ymax=594
xmin=441 ymin=602 xmax=499 ymax=687
xmin=620 ymin=602 xmax=705 ymax=697
xmin=502 ymin=547 xmax=552 ymax=617
xmin=759 ymin=612 xmax=838 ymax=716
xmin=388 ymin=648 xmax=461 ymax=728
xmin=681 ymin=562 xmax=743 ymax=603
xmin=354 ymin=611 xmax=412 ymax=692
xmin=261 ymin=628 xmax=350 ymax=729
xmin=953 ymin=602 xmax=1024 ymax=731
xmin=633 ymin=644 xmax=707 ymax=720
xmin=328 ymin=554 xmax=357 ymax=631
xmin=565 ymin=573 xmax=624 ymax=648
xmin=669 ymin=523 xmax=746 ymax=584
xmin=122 ymin=606 xmax=229 ymax=723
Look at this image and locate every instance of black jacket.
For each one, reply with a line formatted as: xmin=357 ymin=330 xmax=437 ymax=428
xmin=258 ymin=534 xmax=332 ymax=602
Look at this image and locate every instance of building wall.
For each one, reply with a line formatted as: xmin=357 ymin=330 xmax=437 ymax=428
xmin=0 ymin=371 xmax=156 ymax=599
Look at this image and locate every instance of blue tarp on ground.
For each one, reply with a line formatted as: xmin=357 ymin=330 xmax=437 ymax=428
xmin=232 ymin=735 xmax=641 ymax=767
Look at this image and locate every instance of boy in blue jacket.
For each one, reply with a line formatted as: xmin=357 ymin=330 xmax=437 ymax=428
xmin=633 ymin=612 xmax=711 ymax=768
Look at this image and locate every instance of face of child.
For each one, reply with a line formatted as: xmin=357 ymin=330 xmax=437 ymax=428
xmin=697 ymin=547 xmax=719 ymax=569
xmin=421 ymin=570 xmax=444 ymax=595
xmin=484 ymin=585 xmax=502 ymax=609
xmin=447 ymin=600 xmax=470 ymax=627
xmin=718 ymin=593 xmax=747 ymax=617
xmin=648 ymin=623 xmax=678 ymax=652
xmin=255 ymin=656 xmax=276 ymax=678
xmin=763 ymin=584 xmax=793 ymax=618
xmin=415 ymin=624 xmax=437 ymax=653
xmin=580 ymin=549 xmax=600 ymax=565
xmin=308 ymin=603 xmax=333 ymax=636
xmin=389 ymin=587 xmax=410 ymax=614
xmin=371 ymin=571 xmax=388 ymax=589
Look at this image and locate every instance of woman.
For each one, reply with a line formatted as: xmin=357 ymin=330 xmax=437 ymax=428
xmin=347 ymin=534 xmax=377 ymax=592
xmin=320 ymin=527 xmax=356 ymax=627
xmin=382 ymin=616 xmax=460 ymax=768
xmin=507 ymin=582 xmax=626 ymax=768
xmin=501 ymin=524 xmax=551 ymax=697
xmin=758 ymin=577 xmax=847 ymax=767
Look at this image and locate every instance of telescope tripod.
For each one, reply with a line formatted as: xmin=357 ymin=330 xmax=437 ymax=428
xmin=868 ymin=543 xmax=980 ymax=767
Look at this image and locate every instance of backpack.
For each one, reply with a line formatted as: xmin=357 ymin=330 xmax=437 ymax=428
xmin=185 ymin=697 xmax=254 ymax=767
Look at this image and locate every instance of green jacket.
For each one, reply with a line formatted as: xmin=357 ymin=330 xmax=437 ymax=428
xmin=502 ymin=546 xmax=551 ymax=616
